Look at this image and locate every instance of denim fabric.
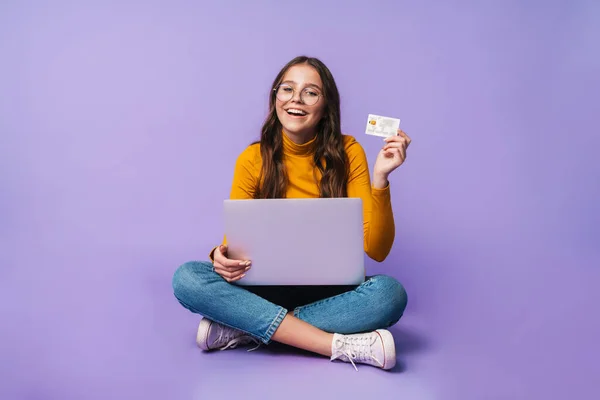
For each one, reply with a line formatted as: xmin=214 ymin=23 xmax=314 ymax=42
xmin=172 ymin=260 xmax=407 ymax=344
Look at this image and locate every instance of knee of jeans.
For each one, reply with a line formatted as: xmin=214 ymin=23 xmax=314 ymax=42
xmin=371 ymin=275 xmax=408 ymax=324
xmin=172 ymin=261 xmax=210 ymax=303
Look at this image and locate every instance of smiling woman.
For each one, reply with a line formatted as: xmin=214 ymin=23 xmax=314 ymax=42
xmin=171 ymin=55 xmax=412 ymax=371
xmin=256 ymin=57 xmax=349 ymax=199
xmin=274 ymin=67 xmax=326 ymax=140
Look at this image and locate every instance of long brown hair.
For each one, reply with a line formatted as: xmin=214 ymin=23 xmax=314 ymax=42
xmin=254 ymin=56 xmax=348 ymax=199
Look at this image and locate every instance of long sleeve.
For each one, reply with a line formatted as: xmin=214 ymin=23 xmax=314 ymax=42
xmin=208 ymin=145 xmax=260 ymax=260
xmin=346 ymin=140 xmax=395 ymax=262
xmin=228 ymin=145 xmax=260 ymax=200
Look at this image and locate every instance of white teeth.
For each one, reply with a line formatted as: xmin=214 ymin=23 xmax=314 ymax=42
xmin=287 ymin=109 xmax=307 ymax=116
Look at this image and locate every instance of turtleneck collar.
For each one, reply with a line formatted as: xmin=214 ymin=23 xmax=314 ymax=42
xmin=282 ymin=130 xmax=317 ymax=157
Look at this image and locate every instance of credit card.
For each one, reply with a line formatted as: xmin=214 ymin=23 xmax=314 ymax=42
xmin=365 ymin=114 xmax=400 ymax=138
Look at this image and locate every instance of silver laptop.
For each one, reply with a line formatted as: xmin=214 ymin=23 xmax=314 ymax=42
xmin=223 ymin=198 xmax=365 ymax=286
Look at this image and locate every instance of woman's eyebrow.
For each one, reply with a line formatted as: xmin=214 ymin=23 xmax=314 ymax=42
xmin=281 ymin=80 xmax=322 ymax=90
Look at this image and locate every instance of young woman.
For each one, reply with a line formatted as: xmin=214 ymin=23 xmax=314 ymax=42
xmin=172 ymin=56 xmax=412 ymax=371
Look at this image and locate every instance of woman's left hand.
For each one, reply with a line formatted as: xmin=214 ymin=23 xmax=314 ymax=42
xmin=373 ymin=129 xmax=412 ymax=187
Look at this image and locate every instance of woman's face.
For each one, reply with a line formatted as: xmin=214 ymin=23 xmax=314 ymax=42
xmin=275 ymin=64 xmax=326 ymax=142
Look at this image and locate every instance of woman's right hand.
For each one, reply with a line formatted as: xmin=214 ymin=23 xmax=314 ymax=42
xmin=212 ymin=244 xmax=251 ymax=283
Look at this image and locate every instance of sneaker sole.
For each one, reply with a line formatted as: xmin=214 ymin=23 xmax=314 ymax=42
xmin=376 ymin=329 xmax=397 ymax=370
xmin=196 ymin=318 xmax=213 ymax=351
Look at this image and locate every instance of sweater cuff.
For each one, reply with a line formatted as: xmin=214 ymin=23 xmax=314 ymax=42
xmin=371 ymin=182 xmax=391 ymax=196
xmin=208 ymin=246 xmax=217 ymax=262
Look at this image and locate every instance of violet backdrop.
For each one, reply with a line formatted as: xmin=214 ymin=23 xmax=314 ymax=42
xmin=1 ymin=1 xmax=598 ymax=399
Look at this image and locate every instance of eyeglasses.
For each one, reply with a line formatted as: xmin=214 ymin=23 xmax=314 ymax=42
xmin=274 ymin=83 xmax=323 ymax=106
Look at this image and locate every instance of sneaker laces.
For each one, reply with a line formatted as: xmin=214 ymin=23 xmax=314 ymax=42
xmin=332 ymin=334 xmax=384 ymax=371
xmin=214 ymin=325 xmax=261 ymax=352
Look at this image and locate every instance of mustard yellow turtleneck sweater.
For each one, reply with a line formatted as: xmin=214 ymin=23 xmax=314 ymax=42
xmin=214 ymin=133 xmax=395 ymax=262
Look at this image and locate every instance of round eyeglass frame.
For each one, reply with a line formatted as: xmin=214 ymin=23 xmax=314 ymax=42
xmin=273 ymin=83 xmax=323 ymax=106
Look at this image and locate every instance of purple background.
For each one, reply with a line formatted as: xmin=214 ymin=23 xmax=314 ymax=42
xmin=1 ymin=1 xmax=599 ymax=399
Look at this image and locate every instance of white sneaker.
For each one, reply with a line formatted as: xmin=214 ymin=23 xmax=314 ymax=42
xmin=330 ymin=329 xmax=396 ymax=371
xmin=196 ymin=318 xmax=261 ymax=351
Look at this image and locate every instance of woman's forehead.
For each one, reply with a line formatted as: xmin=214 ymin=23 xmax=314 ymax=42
xmin=282 ymin=64 xmax=322 ymax=88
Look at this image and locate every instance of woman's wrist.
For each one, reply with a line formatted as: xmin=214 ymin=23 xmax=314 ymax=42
xmin=372 ymin=171 xmax=389 ymax=189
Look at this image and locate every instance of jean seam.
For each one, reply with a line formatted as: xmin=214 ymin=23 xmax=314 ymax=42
xmin=295 ymin=288 xmax=354 ymax=314
xmin=177 ymin=299 xmax=287 ymax=344
xmin=263 ymin=306 xmax=288 ymax=344
xmin=295 ymin=277 xmax=376 ymax=315
xmin=174 ymin=287 xmax=286 ymax=345
xmin=175 ymin=297 xmax=266 ymax=341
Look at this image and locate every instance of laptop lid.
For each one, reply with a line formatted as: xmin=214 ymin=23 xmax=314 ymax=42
xmin=223 ymin=198 xmax=365 ymax=286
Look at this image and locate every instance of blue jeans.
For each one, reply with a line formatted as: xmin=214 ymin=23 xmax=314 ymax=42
xmin=172 ymin=261 xmax=408 ymax=344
